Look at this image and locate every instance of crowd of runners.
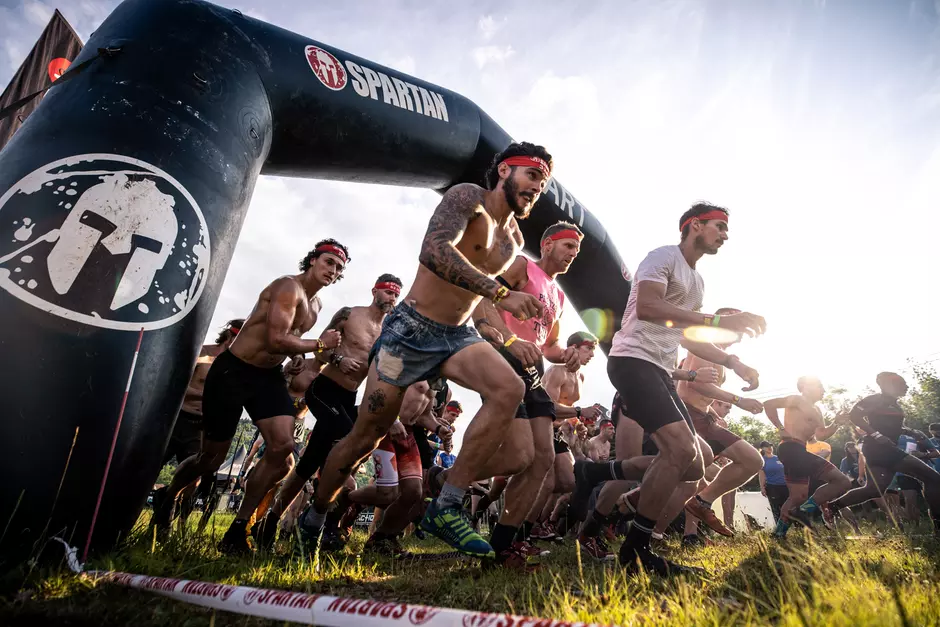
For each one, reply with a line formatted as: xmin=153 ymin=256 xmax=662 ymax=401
xmin=151 ymin=141 xmax=940 ymax=575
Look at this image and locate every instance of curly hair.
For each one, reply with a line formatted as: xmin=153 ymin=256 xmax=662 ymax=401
xmin=484 ymin=141 xmax=553 ymax=190
xmin=299 ymin=238 xmax=351 ymax=272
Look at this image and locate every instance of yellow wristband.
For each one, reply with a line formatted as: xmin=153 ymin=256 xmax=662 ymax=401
xmin=493 ymin=285 xmax=510 ymax=304
xmin=504 ymin=335 xmax=518 ymax=348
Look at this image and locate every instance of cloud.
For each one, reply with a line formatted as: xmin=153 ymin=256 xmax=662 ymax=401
xmin=478 ymin=15 xmax=504 ymax=41
xmin=22 ymin=1 xmax=53 ymax=27
xmin=382 ymin=55 xmax=417 ymax=76
xmin=472 ymin=44 xmax=515 ymax=69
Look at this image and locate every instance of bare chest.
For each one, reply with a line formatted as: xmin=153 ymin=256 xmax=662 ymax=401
xmin=293 ymin=298 xmax=320 ymax=335
xmin=457 ymin=216 xmax=517 ymax=276
xmin=342 ymin=310 xmax=382 ymax=350
xmin=560 ymin=373 xmax=582 ymax=402
xmin=786 ymin=404 xmax=823 ymax=434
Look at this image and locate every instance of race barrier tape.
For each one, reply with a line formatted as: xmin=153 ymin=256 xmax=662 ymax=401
xmin=88 ymin=570 xmax=613 ymax=627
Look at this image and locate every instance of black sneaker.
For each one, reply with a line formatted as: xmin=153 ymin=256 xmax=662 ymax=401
xmin=250 ymin=511 xmax=280 ymax=550
xmin=292 ymin=512 xmax=323 ymax=560
xmin=320 ymin=528 xmax=347 ymax=552
xmin=787 ymin=508 xmax=815 ymax=530
xmin=150 ymin=494 xmax=173 ymax=536
xmin=218 ymin=521 xmax=252 ymax=555
xmin=619 ymin=543 xmax=701 ymax=577
xmin=682 ymin=533 xmax=708 ymax=548
xmin=365 ymin=534 xmax=412 ymax=558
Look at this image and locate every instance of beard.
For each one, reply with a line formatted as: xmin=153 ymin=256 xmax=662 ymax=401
xmin=502 ymin=175 xmax=532 ymax=218
xmin=378 ymin=300 xmax=395 ymax=313
xmin=694 ymin=233 xmax=719 ymax=253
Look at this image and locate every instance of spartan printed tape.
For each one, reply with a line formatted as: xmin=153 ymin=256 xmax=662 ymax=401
xmin=88 ymin=570 xmax=613 ymax=627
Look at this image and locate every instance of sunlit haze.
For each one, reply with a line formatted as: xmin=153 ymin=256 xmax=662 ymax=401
xmin=4 ymin=0 xmax=939 ymax=449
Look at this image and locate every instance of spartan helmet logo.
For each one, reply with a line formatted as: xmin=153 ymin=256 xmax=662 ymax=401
xmin=305 ymin=45 xmax=347 ymax=90
xmin=0 ymin=154 xmax=210 ymax=331
xmin=48 ymin=173 xmax=178 ymax=311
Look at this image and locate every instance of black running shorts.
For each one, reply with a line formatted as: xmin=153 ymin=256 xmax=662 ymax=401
xmin=607 ymin=356 xmax=693 ymax=435
xmin=497 ymin=347 xmax=556 ymax=421
xmin=778 ymin=439 xmax=837 ymax=485
xmin=202 ymin=350 xmax=296 ymax=442
xmin=294 ymin=374 xmax=358 ymax=480
xmin=861 ymin=438 xmax=909 ymax=470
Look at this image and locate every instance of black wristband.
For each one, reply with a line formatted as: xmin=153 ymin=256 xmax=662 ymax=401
xmin=576 ymin=407 xmax=582 ymax=418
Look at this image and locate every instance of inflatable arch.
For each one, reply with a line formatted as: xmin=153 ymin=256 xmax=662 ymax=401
xmin=0 ymin=0 xmax=630 ymax=562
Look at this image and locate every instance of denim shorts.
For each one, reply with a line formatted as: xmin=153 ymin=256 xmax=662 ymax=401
xmin=370 ymin=303 xmax=485 ymax=387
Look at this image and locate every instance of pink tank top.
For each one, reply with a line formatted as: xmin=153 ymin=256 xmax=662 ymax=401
xmin=500 ymin=259 xmax=565 ymax=349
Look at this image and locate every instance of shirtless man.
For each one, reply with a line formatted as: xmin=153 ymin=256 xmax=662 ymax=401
xmin=152 ymin=239 xmax=347 ymax=553
xmin=585 ymin=418 xmax=615 ymax=462
xmin=253 ymin=274 xmax=402 ymax=548
xmin=360 ymin=382 xmax=443 ymax=557
xmin=155 ymin=319 xmax=245 ymax=527
xmin=305 ymin=142 xmax=550 ymax=559
xmin=761 ymin=376 xmax=852 ymax=538
xmin=828 ymin=372 xmax=940 ymax=537
xmin=677 ymin=323 xmax=765 ymax=535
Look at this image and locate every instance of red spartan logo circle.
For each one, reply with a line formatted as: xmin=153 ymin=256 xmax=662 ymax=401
xmin=48 ymin=57 xmax=71 ymax=82
xmin=305 ymin=45 xmax=347 ymax=91
xmin=407 ymin=607 xmax=441 ymax=625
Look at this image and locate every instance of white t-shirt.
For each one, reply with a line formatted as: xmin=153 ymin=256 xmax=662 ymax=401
xmin=610 ymin=245 xmax=704 ymax=372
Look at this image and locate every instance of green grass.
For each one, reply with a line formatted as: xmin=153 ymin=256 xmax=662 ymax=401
xmin=2 ymin=510 xmax=939 ymax=626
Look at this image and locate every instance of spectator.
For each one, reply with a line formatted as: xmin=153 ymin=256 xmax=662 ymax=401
xmin=758 ymin=440 xmax=788 ymax=523
xmin=806 ymin=434 xmax=832 ymax=460
xmin=437 ymin=449 xmax=457 ymax=469
xmin=930 ymin=423 xmax=940 ymax=473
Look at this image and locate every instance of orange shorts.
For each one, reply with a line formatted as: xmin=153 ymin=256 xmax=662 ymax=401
xmin=373 ymin=426 xmax=423 ymax=487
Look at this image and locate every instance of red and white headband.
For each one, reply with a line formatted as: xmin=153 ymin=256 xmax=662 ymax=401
xmin=501 ymin=155 xmax=552 ymax=179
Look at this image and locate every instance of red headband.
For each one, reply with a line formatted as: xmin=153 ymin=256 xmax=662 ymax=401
xmin=501 ymin=155 xmax=551 ymax=179
xmin=680 ymin=210 xmax=728 ymax=233
xmin=375 ymin=281 xmax=401 ymax=295
xmin=229 ymin=326 xmax=240 ymax=336
xmin=316 ymin=244 xmax=348 ymax=263
xmin=546 ymin=228 xmax=583 ymax=243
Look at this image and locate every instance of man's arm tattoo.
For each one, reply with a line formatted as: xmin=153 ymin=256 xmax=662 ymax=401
xmin=326 ymin=306 xmax=352 ymax=331
xmin=418 ymin=183 xmax=500 ymax=298
xmin=316 ymin=306 xmax=352 ymax=365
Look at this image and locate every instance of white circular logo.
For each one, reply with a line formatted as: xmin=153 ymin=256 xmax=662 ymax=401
xmin=305 ymin=45 xmax=347 ymax=91
xmin=0 ymin=154 xmax=211 ymax=331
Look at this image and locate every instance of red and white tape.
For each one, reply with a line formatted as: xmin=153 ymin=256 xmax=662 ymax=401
xmin=88 ymin=570 xmax=612 ymax=627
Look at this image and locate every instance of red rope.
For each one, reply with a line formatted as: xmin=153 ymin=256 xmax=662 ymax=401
xmin=82 ymin=327 xmax=144 ymax=563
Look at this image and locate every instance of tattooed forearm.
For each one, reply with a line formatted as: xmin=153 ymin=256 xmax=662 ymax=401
xmin=474 ymin=298 xmax=512 ymax=338
xmin=315 ymin=306 xmax=352 ymax=365
xmin=418 ymin=183 xmax=501 ymax=298
xmin=325 ymin=306 xmax=352 ymax=331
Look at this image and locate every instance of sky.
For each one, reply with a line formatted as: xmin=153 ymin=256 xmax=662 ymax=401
xmin=3 ymin=0 xmax=940 ymax=447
